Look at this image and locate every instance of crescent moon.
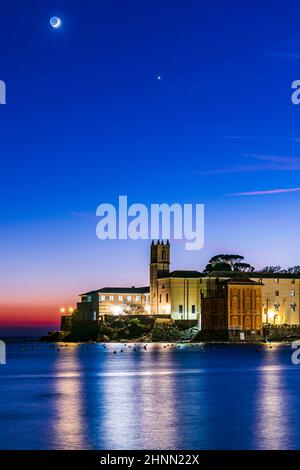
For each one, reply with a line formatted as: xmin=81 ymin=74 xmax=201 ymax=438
xmin=50 ymin=17 xmax=62 ymax=29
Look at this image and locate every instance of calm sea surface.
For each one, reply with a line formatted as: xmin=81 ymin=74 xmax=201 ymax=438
xmin=0 ymin=341 xmax=299 ymax=450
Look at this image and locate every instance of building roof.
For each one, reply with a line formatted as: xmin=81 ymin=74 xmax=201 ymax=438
xmin=221 ymin=277 xmax=263 ymax=286
xmin=80 ymin=286 xmax=150 ymax=296
xmin=207 ymin=271 xmax=300 ymax=279
xmin=159 ymin=270 xmax=204 ymax=279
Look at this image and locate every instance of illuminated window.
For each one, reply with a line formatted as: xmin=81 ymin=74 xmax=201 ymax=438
xmin=109 ymin=295 xmax=114 ymax=301
xmin=87 ymin=295 xmax=92 ymax=302
xmin=127 ymin=295 xmax=131 ymax=301
xmin=136 ymin=295 xmax=141 ymax=301
xmin=291 ymin=290 xmax=296 ymax=296
xmin=274 ymin=303 xmax=279 ymax=311
xmin=118 ymin=295 xmax=123 ymax=301
xmin=100 ymin=295 xmax=106 ymax=301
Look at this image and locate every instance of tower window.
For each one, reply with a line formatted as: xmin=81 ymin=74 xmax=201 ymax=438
xmin=192 ymin=305 xmax=196 ymax=314
xmin=179 ymin=305 xmax=183 ymax=314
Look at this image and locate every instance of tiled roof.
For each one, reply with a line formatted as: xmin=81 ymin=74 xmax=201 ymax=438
xmin=159 ymin=270 xmax=204 ymax=279
xmin=81 ymin=286 xmax=150 ymax=296
xmin=221 ymin=277 xmax=263 ymax=286
xmin=207 ymin=271 xmax=300 ymax=279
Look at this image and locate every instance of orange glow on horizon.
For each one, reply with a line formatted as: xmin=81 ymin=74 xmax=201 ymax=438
xmin=0 ymin=303 xmax=73 ymax=329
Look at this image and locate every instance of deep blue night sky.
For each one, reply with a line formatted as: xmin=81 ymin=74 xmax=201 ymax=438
xmin=1 ymin=0 xmax=300 ymax=333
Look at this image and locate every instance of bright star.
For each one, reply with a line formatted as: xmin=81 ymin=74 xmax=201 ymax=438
xmin=157 ymin=76 xmax=162 ymax=80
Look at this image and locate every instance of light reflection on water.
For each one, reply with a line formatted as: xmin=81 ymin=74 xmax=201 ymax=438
xmin=53 ymin=347 xmax=88 ymax=449
xmin=0 ymin=342 xmax=300 ymax=449
xmin=98 ymin=351 xmax=179 ymax=449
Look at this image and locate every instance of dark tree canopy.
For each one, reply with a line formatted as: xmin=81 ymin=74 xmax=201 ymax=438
xmin=204 ymin=254 xmax=255 ymax=274
xmin=204 ymin=256 xmax=300 ymax=275
xmin=287 ymin=266 xmax=300 ymax=274
xmin=258 ymin=266 xmax=282 ymax=274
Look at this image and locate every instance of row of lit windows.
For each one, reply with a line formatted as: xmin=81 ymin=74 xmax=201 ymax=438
xmin=178 ymin=305 xmax=196 ymax=314
xmin=100 ymin=294 xmax=142 ymax=302
xmin=270 ymin=279 xmax=296 ymax=284
xmin=275 ymin=290 xmax=296 ymax=296
xmin=274 ymin=302 xmax=297 ymax=311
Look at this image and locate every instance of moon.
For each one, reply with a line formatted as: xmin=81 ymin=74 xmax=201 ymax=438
xmin=50 ymin=17 xmax=62 ymax=29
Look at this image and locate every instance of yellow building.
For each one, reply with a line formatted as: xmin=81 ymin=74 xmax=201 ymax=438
xmin=77 ymin=287 xmax=150 ymax=320
xmin=206 ymin=272 xmax=300 ymax=326
xmin=98 ymin=287 xmax=150 ymax=316
xmin=150 ymin=240 xmax=205 ymax=321
xmin=73 ymin=241 xmax=300 ymax=328
xmin=150 ymin=241 xmax=300 ymax=327
xmin=201 ymin=278 xmax=263 ymax=336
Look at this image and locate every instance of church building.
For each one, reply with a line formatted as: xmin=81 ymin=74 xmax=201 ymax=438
xmin=62 ymin=240 xmax=300 ymax=334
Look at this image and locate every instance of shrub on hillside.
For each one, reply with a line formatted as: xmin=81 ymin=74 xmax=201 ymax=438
xmin=151 ymin=325 xmax=182 ymax=342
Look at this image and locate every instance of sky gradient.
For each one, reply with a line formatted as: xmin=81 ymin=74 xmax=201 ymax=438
xmin=1 ymin=0 xmax=300 ymax=334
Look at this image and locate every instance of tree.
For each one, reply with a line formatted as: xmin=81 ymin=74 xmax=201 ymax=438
xmin=210 ymin=254 xmax=245 ymax=265
xmin=259 ymin=266 xmax=282 ymax=274
xmin=233 ymin=262 xmax=255 ymax=273
xmin=204 ymin=261 xmax=232 ymax=273
xmin=287 ymin=266 xmax=300 ymax=274
xmin=204 ymin=254 xmax=255 ymax=273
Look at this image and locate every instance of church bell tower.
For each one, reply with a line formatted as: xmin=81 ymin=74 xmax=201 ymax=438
xmin=150 ymin=240 xmax=170 ymax=314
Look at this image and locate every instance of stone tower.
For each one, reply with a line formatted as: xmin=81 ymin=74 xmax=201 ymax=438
xmin=150 ymin=240 xmax=170 ymax=314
